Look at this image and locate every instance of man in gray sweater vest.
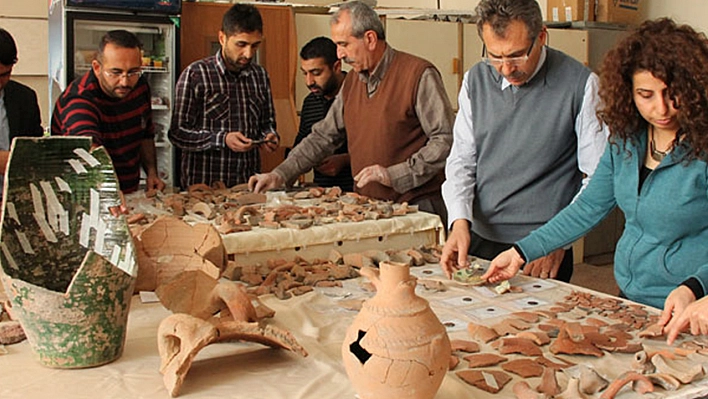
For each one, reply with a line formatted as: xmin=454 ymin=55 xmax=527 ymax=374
xmin=440 ymin=0 xmax=607 ymax=282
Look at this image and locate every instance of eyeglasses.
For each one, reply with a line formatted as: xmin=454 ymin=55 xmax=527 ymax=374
xmin=101 ymin=67 xmax=143 ymax=80
xmin=482 ymin=37 xmax=536 ymax=67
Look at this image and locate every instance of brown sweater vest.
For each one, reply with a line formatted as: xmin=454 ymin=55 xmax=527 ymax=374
xmin=341 ymin=51 xmax=445 ymax=203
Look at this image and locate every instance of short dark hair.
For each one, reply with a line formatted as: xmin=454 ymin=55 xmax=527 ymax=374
xmin=300 ymin=37 xmax=338 ymax=66
xmin=475 ymin=0 xmax=543 ymax=41
xmin=222 ymin=4 xmax=263 ymax=36
xmin=98 ymin=30 xmax=142 ymax=61
xmin=0 ymin=28 xmax=18 ymax=66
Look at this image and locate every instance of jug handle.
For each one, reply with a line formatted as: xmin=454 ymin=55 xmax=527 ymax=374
xmin=359 ymin=266 xmax=381 ymax=290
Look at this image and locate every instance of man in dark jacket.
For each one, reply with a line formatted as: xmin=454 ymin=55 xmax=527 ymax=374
xmin=0 ymin=28 xmax=44 ymax=194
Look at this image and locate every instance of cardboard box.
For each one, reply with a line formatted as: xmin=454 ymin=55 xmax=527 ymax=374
xmin=595 ymin=0 xmax=644 ymax=25
xmin=547 ymin=0 xmax=594 ymax=22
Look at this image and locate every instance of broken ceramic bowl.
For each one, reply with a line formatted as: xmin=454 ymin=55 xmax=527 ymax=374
xmin=0 ymin=137 xmax=136 ymax=368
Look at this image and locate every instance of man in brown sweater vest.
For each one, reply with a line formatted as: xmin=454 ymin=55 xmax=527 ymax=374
xmin=248 ymin=1 xmax=453 ymax=225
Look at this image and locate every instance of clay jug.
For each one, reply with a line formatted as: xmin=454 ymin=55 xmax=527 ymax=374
xmin=342 ymin=261 xmax=451 ymax=399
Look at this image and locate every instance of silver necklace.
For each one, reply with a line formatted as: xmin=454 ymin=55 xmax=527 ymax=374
xmin=650 ymin=126 xmax=669 ymax=162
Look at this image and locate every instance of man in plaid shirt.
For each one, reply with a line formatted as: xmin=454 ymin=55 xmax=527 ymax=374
xmin=169 ymin=3 xmax=279 ymax=189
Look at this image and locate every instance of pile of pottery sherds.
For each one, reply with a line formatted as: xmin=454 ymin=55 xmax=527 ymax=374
xmin=128 ymin=183 xmax=419 ymax=234
xmin=150 ymin=244 xmax=442 ymax=397
xmin=223 ymin=245 xmax=442 ymax=300
xmin=450 ymin=290 xmax=708 ymax=398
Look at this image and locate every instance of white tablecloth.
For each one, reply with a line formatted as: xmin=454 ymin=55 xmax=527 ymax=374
xmin=2 ymin=269 xmax=708 ymax=399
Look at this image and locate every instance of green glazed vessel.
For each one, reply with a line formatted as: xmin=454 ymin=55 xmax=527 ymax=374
xmin=0 ymin=137 xmax=136 ymax=368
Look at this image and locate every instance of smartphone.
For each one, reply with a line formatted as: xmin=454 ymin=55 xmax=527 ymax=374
xmin=251 ymin=138 xmax=278 ymax=145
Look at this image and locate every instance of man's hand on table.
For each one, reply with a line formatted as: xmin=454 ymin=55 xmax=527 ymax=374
xmin=521 ymin=248 xmax=564 ymax=279
xmin=248 ymin=172 xmax=285 ymax=193
xmin=354 ymin=164 xmax=391 ymax=188
xmin=145 ymin=173 xmax=166 ymax=198
xmin=481 ymin=247 xmax=525 ymax=283
xmin=440 ymin=219 xmax=472 ymax=279
xmin=660 ymin=285 xmax=698 ymax=345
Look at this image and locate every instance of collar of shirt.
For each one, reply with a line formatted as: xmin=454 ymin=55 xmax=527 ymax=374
xmin=357 ymin=44 xmax=394 ymax=96
xmin=501 ymin=45 xmax=547 ymax=91
xmin=215 ymin=49 xmax=253 ymax=78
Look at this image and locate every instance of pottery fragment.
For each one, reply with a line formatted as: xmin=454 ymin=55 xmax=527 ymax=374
xmin=564 ymin=364 xmax=609 ymax=394
xmin=537 ymin=366 xmax=562 ymax=396
xmin=513 ymin=381 xmax=550 ymax=399
xmin=501 ymin=358 xmax=544 ymax=377
xmin=599 ymin=371 xmax=653 ymax=399
xmin=464 ymin=353 xmax=508 ymax=368
xmin=456 ymin=369 xmax=512 ymax=394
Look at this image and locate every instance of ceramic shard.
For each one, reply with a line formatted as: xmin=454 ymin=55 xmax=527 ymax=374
xmin=537 ymin=366 xmax=562 ymax=396
xmin=157 ymin=283 xmax=307 ymax=397
xmin=464 ymin=353 xmax=508 ymax=368
xmin=501 ymin=358 xmax=544 ymax=378
xmin=564 ymin=364 xmax=609 ymax=394
xmin=599 ymin=371 xmax=653 ymax=399
xmin=0 ymin=320 xmax=25 ymax=344
xmin=456 ymin=369 xmax=512 ymax=393
xmin=133 ymin=215 xmax=226 ymax=291
xmin=450 ymin=339 xmax=480 ymax=353
xmin=513 ymin=381 xmax=550 ymax=399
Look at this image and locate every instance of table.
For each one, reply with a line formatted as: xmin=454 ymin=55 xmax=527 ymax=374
xmin=221 ymin=210 xmax=445 ymax=263
xmin=127 ymin=191 xmax=446 ymax=262
xmin=2 ymin=267 xmax=708 ymax=399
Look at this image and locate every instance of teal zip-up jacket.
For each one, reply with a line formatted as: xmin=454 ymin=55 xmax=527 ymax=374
xmin=517 ymin=131 xmax=708 ymax=309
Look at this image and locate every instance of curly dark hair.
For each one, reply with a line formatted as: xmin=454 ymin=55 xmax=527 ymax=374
xmin=597 ymin=18 xmax=708 ymax=161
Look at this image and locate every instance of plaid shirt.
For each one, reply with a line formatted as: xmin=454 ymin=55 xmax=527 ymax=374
xmin=169 ymin=50 xmax=276 ymax=188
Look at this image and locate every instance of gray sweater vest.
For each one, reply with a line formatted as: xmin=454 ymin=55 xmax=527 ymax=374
xmin=468 ymin=47 xmax=591 ymax=242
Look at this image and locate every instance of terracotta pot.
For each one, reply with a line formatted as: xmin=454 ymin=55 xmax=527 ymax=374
xmin=342 ymin=261 xmax=450 ymax=399
xmin=0 ymin=137 xmax=137 ymax=368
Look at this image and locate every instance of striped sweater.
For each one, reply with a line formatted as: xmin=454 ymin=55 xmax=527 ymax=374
xmin=51 ymin=69 xmax=154 ymax=193
xmin=293 ymin=91 xmax=353 ymax=191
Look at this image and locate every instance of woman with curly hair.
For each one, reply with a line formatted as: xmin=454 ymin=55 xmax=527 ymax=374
xmin=481 ymin=18 xmax=708 ymax=323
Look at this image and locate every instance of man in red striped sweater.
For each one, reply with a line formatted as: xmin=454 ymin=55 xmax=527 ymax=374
xmin=51 ymin=30 xmax=164 ymax=195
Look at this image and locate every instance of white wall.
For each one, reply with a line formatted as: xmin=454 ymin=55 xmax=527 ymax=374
xmin=438 ymin=0 xmax=708 ymax=34
xmin=431 ymin=0 xmax=548 ymax=18
xmin=644 ymin=0 xmax=708 ymax=34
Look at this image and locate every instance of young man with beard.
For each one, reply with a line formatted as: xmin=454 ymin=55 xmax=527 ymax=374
xmin=169 ymin=3 xmax=278 ymax=189
xmin=293 ymin=37 xmax=352 ymax=192
xmin=51 ymin=30 xmax=164 ymax=195
xmin=249 ymin=1 xmax=453 ymax=225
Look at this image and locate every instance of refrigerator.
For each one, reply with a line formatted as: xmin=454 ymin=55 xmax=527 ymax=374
xmin=48 ymin=0 xmax=181 ymax=188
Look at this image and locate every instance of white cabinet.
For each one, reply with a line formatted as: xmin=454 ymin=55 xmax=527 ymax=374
xmin=547 ymin=25 xmax=628 ymax=71
xmin=385 ymin=19 xmax=461 ymax=110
